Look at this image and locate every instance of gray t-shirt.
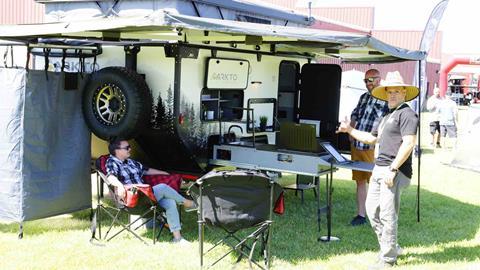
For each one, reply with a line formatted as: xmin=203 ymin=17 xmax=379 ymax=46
xmin=438 ymin=98 xmax=457 ymax=126
xmin=372 ymin=103 xmax=419 ymax=178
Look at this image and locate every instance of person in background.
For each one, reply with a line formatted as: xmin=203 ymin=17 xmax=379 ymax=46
xmin=106 ymin=138 xmax=197 ymax=244
xmin=348 ymin=69 xmax=389 ymax=226
xmin=426 ymin=87 xmax=442 ymax=148
xmin=438 ymin=92 xmax=458 ymax=149
xmin=337 ymin=71 xmax=419 ymax=268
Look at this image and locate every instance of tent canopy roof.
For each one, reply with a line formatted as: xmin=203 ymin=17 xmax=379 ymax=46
xmin=0 ymin=10 xmax=426 ymax=63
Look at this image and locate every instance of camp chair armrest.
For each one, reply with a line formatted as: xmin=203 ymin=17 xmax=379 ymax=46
xmin=112 ymin=185 xmax=126 ymax=202
xmin=104 ymin=174 xmax=119 ymax=186
xmin=97 ymin=170 xmax=126 ymax=203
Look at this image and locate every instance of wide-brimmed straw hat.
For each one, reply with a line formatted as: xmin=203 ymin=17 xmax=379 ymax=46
xmin=371 ymin=71 xmax=419 ymax=102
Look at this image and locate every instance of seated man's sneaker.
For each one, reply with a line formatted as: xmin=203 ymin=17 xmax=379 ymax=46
xmin=350 ymin=215 xmax=367 ymax=226
xmin=184 ymin=200 xmax=198 ymax=212
xmin=171 ymin=237 xmax=190 ymax=244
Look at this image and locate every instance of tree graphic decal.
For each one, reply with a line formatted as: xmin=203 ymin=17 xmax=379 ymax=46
xmin=148 ymin=84 xmax=218 ymax=167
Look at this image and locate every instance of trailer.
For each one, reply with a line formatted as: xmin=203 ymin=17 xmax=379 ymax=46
xmin=0 ymin=0 xmax=425 ymax=177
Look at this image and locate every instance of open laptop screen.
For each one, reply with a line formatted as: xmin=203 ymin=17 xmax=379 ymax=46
xmin=320 ymin=142 xmax=349 ymax=163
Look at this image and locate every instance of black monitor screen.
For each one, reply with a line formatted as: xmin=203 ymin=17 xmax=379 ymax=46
xmin=321 ymin=142 xmax=348 ymax=163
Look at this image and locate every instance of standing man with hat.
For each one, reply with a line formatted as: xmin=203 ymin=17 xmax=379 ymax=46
xmin=337 ymin=71 xmax=419 ymax=268
xmin=349 ymin=69 xmax=389 ymax=226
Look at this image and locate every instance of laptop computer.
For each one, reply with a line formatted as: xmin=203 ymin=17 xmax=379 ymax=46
xmin=319 ymin=141 xmax=352 ymax=164
xmin=319 ymin=142 xmax=374 ymax=172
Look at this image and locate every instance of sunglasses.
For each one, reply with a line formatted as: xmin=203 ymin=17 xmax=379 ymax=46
xmin=118 ymin=145 xmax=131 ymax=150
xmin=363 ymin=77 xmax=379 ymax=83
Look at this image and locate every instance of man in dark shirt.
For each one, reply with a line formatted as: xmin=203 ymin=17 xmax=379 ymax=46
xmin=106 ymin=139 xmax=196 ymax=244
xmin=336 ymin=72 xmax=419 ymax=268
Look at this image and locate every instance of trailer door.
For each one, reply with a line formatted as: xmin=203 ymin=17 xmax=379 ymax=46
xmin=299 ymin=64 xmax=347 ymax=149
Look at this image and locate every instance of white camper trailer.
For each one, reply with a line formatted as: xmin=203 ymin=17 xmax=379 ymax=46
xmin=0 ymin=0 xmax=425 ymax=177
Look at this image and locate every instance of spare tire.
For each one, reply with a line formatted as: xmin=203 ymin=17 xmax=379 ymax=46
xmin=82 ymin=67 xmax=153 ymax=140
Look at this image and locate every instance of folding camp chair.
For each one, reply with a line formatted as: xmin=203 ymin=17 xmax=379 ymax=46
xmin=189 ymin=169 xmax=284 ymax=270
xmin=91 ymin=155 xmax=183 ymax=245
xmin=91 ymin=169 xmax=167 ymax=245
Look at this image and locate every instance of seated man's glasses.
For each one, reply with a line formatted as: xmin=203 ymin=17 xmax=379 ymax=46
xmin=363 ymin=77 xmax=378 ymax=83
xmin=118 ymin=145 xmax=131 ymax=150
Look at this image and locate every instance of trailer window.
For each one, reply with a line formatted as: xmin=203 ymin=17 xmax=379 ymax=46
xmin=277 ymin=61 xmax=299 ymax=123
xmin=246 ymin=98 xmax=277 ymax=133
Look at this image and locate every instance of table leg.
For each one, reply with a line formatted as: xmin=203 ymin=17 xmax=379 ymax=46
xmin=320 ymin=163 xmax=340 ymax=242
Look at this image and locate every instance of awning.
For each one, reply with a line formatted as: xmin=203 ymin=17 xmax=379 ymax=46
xmin=0 ymin=10 xmax=426 ymax=63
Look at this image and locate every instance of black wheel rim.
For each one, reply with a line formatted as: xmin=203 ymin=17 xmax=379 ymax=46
xmin=93 ymin=83 xmax=127 ymax=125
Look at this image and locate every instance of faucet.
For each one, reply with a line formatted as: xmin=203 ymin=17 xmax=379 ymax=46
xmin=226 ymin=125 xmax=243 ymax=142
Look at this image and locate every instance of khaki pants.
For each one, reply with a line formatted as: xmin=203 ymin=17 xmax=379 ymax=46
xmin=351 ymin=146 xmax=374 ymax=182
xmin=366 ymin=165 xmax=411 ymax=264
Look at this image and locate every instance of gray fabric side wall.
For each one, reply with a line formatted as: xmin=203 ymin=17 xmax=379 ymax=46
xmin=21 ymin=71 xmax=91 ymax=221
xmin=0 ymin=68 xmax=25 ymax=222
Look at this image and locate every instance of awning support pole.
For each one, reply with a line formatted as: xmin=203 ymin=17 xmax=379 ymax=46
xmin=417 ymin=59 xmax=422 ymax=223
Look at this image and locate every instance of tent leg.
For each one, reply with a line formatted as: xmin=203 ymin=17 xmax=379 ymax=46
xmin=417 ymin=59 xmax=422 ymax=223
xmin=18 ymin=222 xmax=23 ymax=239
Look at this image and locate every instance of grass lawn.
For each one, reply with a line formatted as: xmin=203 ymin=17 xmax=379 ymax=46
xmin=1 ymin=111 xmax=479 ymax=270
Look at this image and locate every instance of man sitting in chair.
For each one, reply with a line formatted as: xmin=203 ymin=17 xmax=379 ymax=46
xmin=106 ymin=138 xmax=196 ymax=244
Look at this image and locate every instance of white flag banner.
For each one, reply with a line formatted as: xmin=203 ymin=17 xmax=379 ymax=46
xmin=412 ymin=0 xmax=449 ymax=223
xmin=412 ymin=0 xmax=449 ymax=111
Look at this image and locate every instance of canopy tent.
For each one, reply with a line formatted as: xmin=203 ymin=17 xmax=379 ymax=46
xmin=0 ymin=9 xmax=428 ymax=228
xmin=0 ymin=10 xmax=425 ymax=63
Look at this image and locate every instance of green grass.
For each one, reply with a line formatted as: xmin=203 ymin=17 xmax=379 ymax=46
xmin=1 ymin=110 xmax=479 ymax=270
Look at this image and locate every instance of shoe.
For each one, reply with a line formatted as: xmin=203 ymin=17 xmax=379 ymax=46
xmin=376 ymin=246 xmax=403 ymax=261
xmin=350 ymin=215 xmax=367 ymax=226
xmin=184 ymin=200 xmax=198 ymax=212
xmin=436 ymin=143 xmax=441 ymax=148
xmin=171 ymin=237 xmax=190 ymax=245
xmin=396 ymin=245 xmax=403 ymax=256
xmin=368 ymin=260 xmax=396 ymax=269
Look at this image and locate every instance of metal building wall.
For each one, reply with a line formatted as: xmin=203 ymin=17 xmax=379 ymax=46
xmin=318 ymin=58 xmax=440 ymax=96
xmin=299 ymin=7 xmax=374 ymax=29
xmin=0 ymin=0 xmax=44 ymax=24
xmin=256 ymin=1 xmax=443 ymax=61
xmin=310 ymin=19 xmax=370 ymax=34
xmin=373 ymin=30 xmax=443 ymax=62
xmin=255 ymin=1 xmax=374 ymax=29
xmin=253 ymin=0 xmax=297 ymax=10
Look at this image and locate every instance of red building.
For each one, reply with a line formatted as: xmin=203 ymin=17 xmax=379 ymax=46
xmin=256 ymin=0 xmax=442 ymax=96
xmin=0 ymin=0 xmax=44 ymax=24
